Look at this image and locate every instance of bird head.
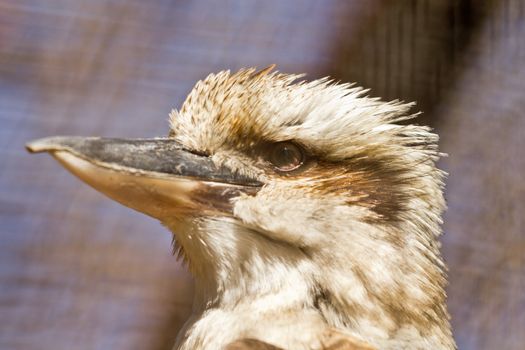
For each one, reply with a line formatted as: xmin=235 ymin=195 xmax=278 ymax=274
xmin=27 ymin=66 xmax=453 ymax=347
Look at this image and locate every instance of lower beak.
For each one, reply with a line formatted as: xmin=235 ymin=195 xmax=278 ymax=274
xmin=26 ymin=136 xmax=261 ymax=220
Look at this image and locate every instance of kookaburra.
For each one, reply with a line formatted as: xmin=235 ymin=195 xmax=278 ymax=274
xmin=27 ymin=66 xmax=455 ymax=350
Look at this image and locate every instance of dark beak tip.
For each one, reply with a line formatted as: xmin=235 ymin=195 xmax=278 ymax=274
xmin=25 ymin=140 xmax=45 ymax=154
xmin=26 ymin=137 xmax=56 ymax=154
xmin=25 ymin=136 xmax=80 ymax=154
xmin=25 ymin=144 xmax=36 ymax=153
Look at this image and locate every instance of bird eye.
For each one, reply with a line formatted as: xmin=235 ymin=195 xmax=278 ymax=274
xmin=269 ymin=142 xmax=305 ymax=172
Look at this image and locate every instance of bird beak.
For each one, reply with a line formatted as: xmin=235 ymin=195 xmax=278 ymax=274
xmin=26 ymin=136 xmax=262 ymax=220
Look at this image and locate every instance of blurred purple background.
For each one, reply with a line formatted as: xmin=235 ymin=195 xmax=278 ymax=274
xmin=0 ymin=1 xmax=523 ymax=349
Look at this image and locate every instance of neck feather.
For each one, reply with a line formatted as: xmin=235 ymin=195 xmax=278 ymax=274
xmin=165 ymin=216 xmax=455 ymax=349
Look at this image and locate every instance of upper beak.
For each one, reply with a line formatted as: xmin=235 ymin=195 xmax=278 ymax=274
xmin=26 ymin=136 xmax=262 ymax=219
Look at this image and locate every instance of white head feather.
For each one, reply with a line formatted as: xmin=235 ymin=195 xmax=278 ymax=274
xmin=167 ymin=67 xmax=455 ymax=350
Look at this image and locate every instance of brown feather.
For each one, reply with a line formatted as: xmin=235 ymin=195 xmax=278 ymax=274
xmin=319 ymin=329 xmax=376 ymax=350
xmin=225 ymin=338 xmax=283 ymax=350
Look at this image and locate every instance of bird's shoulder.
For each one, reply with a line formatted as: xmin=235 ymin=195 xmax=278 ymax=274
xmin=224 ymin=328 xmax=376 ymax=350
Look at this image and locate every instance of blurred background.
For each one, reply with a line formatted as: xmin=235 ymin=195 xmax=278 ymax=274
xmin=0 ymin=1 xmax=523 ymax=349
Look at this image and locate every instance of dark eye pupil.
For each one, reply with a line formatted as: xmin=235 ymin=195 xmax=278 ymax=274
xmin=270 ymin=142 xmax=303 ymax=171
